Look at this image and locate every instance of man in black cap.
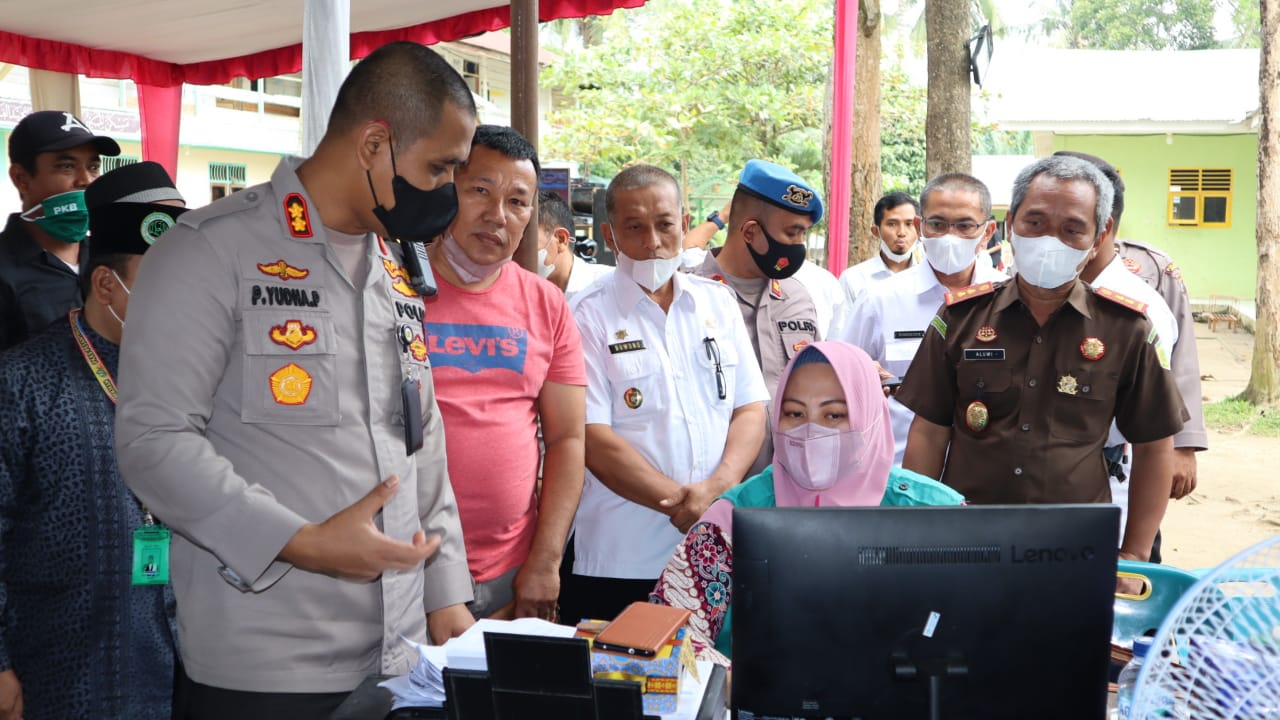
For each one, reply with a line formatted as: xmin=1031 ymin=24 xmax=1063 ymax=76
xmin=1 ymin=109 xmax=121 ymax=349
xmin=0 ymin=161 xmax=183 ymax=720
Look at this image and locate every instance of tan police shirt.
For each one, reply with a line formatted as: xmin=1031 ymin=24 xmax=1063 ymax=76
xmin=1115 ymin=238 xmax=1207 ymax=451
xmin=896 ymin=278 xmax=1187 ymax=505
xmin=114 ymin=158 xmax=471 ymax=693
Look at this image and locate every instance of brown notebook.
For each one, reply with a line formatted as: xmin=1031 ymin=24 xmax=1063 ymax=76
xmin=594 ymin=602 xmax=691 ymax=658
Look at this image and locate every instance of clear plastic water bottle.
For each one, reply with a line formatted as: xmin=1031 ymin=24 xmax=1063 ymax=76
xmin=1116 ymin=636 xmax=1153 ymax=719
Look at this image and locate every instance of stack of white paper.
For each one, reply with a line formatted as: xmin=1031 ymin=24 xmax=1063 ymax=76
xmin=379 ymin=637 xmax=449 ymax=709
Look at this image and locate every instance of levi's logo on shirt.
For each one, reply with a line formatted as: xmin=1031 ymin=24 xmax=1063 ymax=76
xmin=425 ymin=322 xmax=528 ymax=374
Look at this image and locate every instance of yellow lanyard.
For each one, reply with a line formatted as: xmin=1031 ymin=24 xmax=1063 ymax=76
xmin=69 ymin=308 xmax=118 ymax=405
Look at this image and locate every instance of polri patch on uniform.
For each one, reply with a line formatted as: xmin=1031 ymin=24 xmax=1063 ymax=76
xmin=975 ymin=326 xmax=997 ymax=342
xmin=269 ymin=363 xmax=313 ymax=405
xmin=1080 ymin=337 xmax=1106 ymax=361
xmin=609 ymin=340 xmax=647 ymax=354
xmin=963 ymin=348 xmax=1005 ymax=361
xmin=283 ymin=193 xmax=313 ymax=238
xmin=257 ymin=259 xmax=310 ymax=281
xmin=623 ymin=387 xmax=643 ymax=409
xmin=894 ymin=330 xmax=926 ymax=339
xmin=965 ymin=401 xmax=989 ymax=432
xmin=269 ymin=320 xmax=318 ymax=350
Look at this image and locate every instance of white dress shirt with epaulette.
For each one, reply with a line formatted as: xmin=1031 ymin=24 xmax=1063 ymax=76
xmin=568 ymin=270 xmax=769 ymax=580
xmin=114 ymin=157 xmax=471 ymax=693
xmin=832 ymin=259 xmax=1008 ymax=464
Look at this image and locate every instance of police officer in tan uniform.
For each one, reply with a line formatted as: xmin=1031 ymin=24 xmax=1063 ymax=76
xmin=690 ymin=160 xmax=823 ymax=398
xmin=899 ymin=155 xmax=1187 ymax=564
xmin=115 ymin=43 xmax=476 ymax=718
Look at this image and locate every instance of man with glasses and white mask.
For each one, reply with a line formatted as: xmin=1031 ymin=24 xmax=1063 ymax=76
xmin=560 ymin=164 xmax=768 ymax=624
xmin=830 ymin=174 xmax=1007 ymax=464
xmin=898 ymin=155 xmax=1186 ymax=565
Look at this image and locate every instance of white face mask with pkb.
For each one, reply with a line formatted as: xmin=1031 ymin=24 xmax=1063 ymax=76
xmin=1010 ymin=232 xmax=1092 ymax=289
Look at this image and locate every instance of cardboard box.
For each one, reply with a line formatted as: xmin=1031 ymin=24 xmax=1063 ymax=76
xmin=580 ymin=625 xmax=699 ymax=715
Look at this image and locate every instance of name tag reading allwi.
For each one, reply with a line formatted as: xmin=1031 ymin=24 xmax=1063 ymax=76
xmin=609 ymin=340 xmax=646 ymax=354
xmin=964 ymin=348 xmax=1006 ymax=361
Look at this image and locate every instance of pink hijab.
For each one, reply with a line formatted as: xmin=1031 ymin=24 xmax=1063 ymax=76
xmin=771 ymin=341 xmax=894 ymax=508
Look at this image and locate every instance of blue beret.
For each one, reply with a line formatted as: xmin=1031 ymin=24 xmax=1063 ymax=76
xmin=736 ymin=159 xmax=824 ymax=224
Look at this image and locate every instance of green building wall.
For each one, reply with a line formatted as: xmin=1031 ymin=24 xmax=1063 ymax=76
xmin=1053 ymin=134 xmax=1258 ymax=299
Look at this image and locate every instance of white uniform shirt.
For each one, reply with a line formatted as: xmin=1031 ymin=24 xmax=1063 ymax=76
xmin=793 ymin=260 xmax=844 ymax=338
xmin=565 ymin=255 xmax=613 ymax=300
xmin=829 ymin=248 xmax=922 ymax=338
xmin=1091 ymin=253 xmax=1180 ymax=534
xmin=833 ymin=260 xmax=1008 ymax=464
xmin=569 ymin=270 xmax=769 ymax=579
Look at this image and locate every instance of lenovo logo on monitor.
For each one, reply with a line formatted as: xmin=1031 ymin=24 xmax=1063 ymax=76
xmin=1010 ymin=544 xmax=1099 ymax=563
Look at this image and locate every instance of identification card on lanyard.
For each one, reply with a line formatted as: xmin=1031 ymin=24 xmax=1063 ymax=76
xmin=132 ymin=525 xmax=172 ymax=585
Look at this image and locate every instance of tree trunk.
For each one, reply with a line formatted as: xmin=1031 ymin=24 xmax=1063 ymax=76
xmin=848 ymin=0 xmax=883 ymax=267
xmin=1244 ymin=0 xmax=1280 ymax=405
xmin=925 ymin=0 xmax=972 ymax=177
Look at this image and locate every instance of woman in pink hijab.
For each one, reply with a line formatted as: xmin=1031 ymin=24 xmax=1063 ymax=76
xmin=650 ymin=341 xmax=964 ymax=661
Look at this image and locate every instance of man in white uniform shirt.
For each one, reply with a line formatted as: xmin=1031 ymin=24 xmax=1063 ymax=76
xmin=831 ymin=175 xmax=1007 ymax=463
xmin=561 ymin=164 xmax=768 ymax=623
xmin=533 ymin=190 xmax=611 ymax=299
xmin=830 ymin=192 xmax=924 ymax=337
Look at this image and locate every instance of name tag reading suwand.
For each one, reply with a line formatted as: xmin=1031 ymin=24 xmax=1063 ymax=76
xmin=963 ymin=348 xmax=1006 ymax=361
xmin=609 ymin=340 xmax=646 ymax=354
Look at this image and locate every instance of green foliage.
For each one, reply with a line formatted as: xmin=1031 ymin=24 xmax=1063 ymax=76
xmin=1023 ymin=0 xmax=1220 ymax=50
xmin=880 ymin=64 xmax=927 ymax=196
xmin=540 ymin=0 xmax=833 ymax=189
xmin=1203 ymin=397 xmax=1280 ymax=436
xmin=1225 ymin=0 xmax=1261 ymax=48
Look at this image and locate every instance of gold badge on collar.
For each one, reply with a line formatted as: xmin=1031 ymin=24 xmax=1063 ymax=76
xmin=283 ymin=193 xmax=313 ymax=238
xmin=382 ymin=258 xmax=418 ymax=298
xmin=1057 ymin=374 xmax=1079 ymax=396
xmin=269 ymin=363 xmax=313 ymax=405
xmin=965 ymin=401 xmax=989 ymax=432
xmin=257 ymin=259 xmax=310 ymax=281
xmin=769 ymin=279 xmax=783 ymax=300
xmin=1080 ymin=337 xmax=1106 ymax=361
xmin=1123 ymin=257 xmax=1141 ymax=274
xmin=269 ymin=320 xmax=318 ymax=351
xmin=975 ymin=326 xmax=998 ymax=343
xmin=615 ymin=329 xmax=628 ymax=340
xmin=623 ymin=387 xmax=644 ymax=409
xmin=782 ymin=184 xmax=813 ymax=208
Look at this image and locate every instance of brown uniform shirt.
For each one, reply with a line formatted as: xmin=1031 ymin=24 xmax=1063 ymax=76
xmin=897 ymin=278 xmax=1187 ymax=505
xmin=1115 ymin=239 xmax=1207 ymax=451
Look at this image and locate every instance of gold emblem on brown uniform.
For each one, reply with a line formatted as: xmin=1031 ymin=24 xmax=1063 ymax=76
xmin=965 ymin=401 xmax=989 ymax=432
xmin=1080 ymin=337 xmax=1106 ymax=361
xmin=1057 ymin=374 xmax=1079 ymax=396
xmin=975 ymin=326 xmax=998 ymax=342
xmin=623 ymin=387 xmax=644 ymax=409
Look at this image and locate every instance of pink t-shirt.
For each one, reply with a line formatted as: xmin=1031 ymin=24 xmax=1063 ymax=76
xmin=425 ymin=263 xmax=586 ymax=582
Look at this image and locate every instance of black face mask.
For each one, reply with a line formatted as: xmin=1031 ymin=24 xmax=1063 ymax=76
xmin=367 ymin=142 xmax=458 ymax=243
xmin=746 ymin=220 xmax=807 ymax=279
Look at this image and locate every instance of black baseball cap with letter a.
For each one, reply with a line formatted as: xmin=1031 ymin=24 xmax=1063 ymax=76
xmin=8 ymin=110 xmax=122 ymax=170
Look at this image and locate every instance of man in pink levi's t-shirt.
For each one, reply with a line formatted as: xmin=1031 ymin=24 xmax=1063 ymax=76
xmin=423 ymin=125 xmax=586 ymax=622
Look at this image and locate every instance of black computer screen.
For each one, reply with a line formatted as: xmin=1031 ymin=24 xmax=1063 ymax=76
xmin=732 ymin=504 xmax=1119 ymax=720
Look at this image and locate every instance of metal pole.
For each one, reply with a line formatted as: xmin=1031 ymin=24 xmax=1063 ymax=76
xmin=511 ymin=0 xmax=540 ymax=272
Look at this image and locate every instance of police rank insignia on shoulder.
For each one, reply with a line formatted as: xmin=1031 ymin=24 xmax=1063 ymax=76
xmin=283 ymin=193 xmax=313 ymax=238
xmin=609 ymin=340 xmax=646 ymax=354
xmin=944 ymin=282 xmax=995 ymax=307
xmin=257 ymin=259 xmax=310 ymax=281
xmin=1123 ymin=257 xmax=1141 ymax=274
xmin=1095 ymin=286 xmax=1149 ymax=314
xmin=769 ymin=279 xmax=784 ymax=300
xmin=382 ymin=258 xmax=418 ymax=298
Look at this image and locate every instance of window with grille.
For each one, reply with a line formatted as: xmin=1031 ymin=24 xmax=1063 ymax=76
xmin=1168 ymin=168 xmax=1232 ymax=228
xmin=209 ymin=161 xmax=248 ymax=201
xmin=101 ymin=156 xmax=140 ymax=173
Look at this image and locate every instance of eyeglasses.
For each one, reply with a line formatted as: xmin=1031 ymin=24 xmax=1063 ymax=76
xmin=703 ymin=337 xmax=727 ymax=400
xmin=922 ymin=218 xmax=988 ymax=238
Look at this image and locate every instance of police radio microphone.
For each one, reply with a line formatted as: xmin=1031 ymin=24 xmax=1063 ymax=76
xmin=399 ymin=238 xmax=437 ymax=298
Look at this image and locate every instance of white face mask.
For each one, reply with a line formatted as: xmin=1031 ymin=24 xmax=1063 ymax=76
xmin=441 ymin=232 xmax=509 ymax=284
xmin=1010 ymin=232 xmax=1092 ymax=289
xmin=880 ymin=239 xmax=913 ymax=263
xmin=921 ymin=233 xmax=981 ymax=275
xmin=109 ymin=268 xmax=132 ymax=328
xmin=536 ymin=246 xmax=556 ymax=279
xmin=614 ymin=248 xmax=682 ymax=293
xmin=773 ymin=422 xmax=873 ymax=491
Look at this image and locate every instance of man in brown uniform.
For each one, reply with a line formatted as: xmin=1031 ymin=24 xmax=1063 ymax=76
xmin=899 ymin=155 xmax=1186 ymax=562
